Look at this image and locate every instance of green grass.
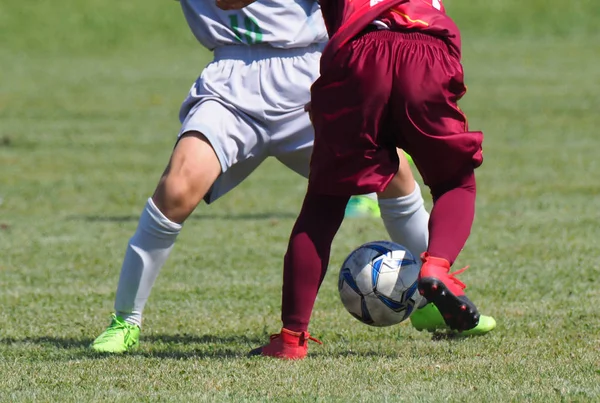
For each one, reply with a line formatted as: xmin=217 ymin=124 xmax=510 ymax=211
xmin=1 ymin=0 xmax=599 ymax=401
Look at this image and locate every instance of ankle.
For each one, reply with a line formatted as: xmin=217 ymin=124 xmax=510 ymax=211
xmin=116 ymin=312 xmax=142 ymax=328
xmin=420 ymin=253 xmax=450 ymax=269
xmin=279 ymin=328 xmax=322 ymax=346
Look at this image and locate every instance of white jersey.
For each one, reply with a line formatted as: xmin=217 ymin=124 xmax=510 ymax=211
xmin=180 ymin=0 xmax=328 ymax=50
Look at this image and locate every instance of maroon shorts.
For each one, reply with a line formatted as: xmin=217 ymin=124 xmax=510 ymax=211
xmin=308 ymin=30 xmax=483 ymax=195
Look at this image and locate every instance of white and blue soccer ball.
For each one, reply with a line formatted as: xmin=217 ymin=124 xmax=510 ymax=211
xmin=338 ymin=241 xmax=423 ymax=327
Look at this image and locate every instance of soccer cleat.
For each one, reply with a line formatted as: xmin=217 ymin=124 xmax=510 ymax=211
xmin=248 ymin=328 xmax=322 ymax=360
xmin=410 ymin=303 xmax=496 ymax=336
xmin=417 ymin=253 xmax=480 ymax=332
xmin=345 ymin=195 xmax=381 ymax=218
xmin=90 ymin=314 xmax=140 ymax=353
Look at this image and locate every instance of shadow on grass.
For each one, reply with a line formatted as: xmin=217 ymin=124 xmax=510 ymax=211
xmin=141 ymin=333 xmax=262 ymax=345
xmin=0 ymin=336 xmax=94 ymax=349
xmin=1 ymin=334 xmax=473 ymax=360
xmin=68 ymin=212 xmax=297 ymax=223
xmin=0 ymin=333 xmax=263 ymax=360
xmin=135 ymin=348 xmax=243 ymax=360
xmin=132 ymin=333 xmax=262 ymax=359
xmin=430 ymin=331 xmax=475 ymax=341
xmin=319 ymin=350 xmax=404 ymax=358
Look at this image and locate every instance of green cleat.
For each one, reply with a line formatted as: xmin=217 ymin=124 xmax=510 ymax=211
xmin=90 ymin=314 xmax=140 ymax=353
xmin=410 ymin=303 xmax=496 ymax=336
xmin=345 ymin=195 xmax=381 ymax=218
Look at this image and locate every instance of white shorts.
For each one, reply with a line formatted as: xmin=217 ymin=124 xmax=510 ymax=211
xmin=179 ymin=43 xmax=324 ymax=203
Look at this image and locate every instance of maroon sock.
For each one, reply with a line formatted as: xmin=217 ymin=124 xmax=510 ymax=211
xmin=281 ymin=192 xmax=349 ymax=332
xmin=427 ymin=171 xmax=476 ymax=265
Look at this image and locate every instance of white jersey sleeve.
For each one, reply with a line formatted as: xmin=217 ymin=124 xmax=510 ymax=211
xmin=180 ymin=0 xmax=328 ymax=50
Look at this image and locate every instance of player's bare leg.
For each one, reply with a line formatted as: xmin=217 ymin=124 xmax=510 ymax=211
xmin=91 ymin=133 xmax=220 ymax=353
xmin=114 ymin=132 xmax=220 ymax=325
xmin=153 ymin=133 xmax=221 ymax=223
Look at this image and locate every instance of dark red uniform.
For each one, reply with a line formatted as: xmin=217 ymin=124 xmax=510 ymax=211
xmin=308 ymin=0 xmax=483 ymax=195
xmin=253 ymin=0 xmax=484 ymax=353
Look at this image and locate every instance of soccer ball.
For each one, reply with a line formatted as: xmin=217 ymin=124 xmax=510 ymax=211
xmin=338 ymin=241 xmax=423 ymax=327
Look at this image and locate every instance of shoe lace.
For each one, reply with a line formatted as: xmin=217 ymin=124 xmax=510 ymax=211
xmin=270 ymin=328 xmax=323 ymax=345
xmin=420 ymin=253 xmax=471 ymax=291
xmin=308 ymin=335 xmax=322 ymax=345
xmin=447 ymin=266 xmax=469 ymax=290
xmin=98 ymin=315 xmax=130 ymax=340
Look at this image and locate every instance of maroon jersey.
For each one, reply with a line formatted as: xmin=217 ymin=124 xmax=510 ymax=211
xmin=320 ymin=0 xmax=461 ymax=70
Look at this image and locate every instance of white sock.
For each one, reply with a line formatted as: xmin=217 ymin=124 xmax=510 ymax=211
xmin=114 ymin=198 xmax=182 ymax=327
xmin=378 ymin=182 xmax=429 ymax=260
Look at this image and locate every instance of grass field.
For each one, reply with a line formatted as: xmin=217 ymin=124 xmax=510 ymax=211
xmin=1 ymin=0 xmax=599 ymax=401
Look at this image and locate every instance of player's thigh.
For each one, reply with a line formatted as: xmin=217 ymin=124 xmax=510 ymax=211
xmin=180 ymin=99 xmax=268 ymax=203
xmin=309 ymin=32 xmax=398 ymax=196
xmin=377 ymin=150 xmax=416 ymax=199
xmin=390 ymin=33 xmax=483 ymax=188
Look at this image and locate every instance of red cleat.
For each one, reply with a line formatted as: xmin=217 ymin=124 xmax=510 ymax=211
xmin=418 ymin=253 xmax=480 ymax=331
xmin=249 ymin=328 xmax=322 ymax=360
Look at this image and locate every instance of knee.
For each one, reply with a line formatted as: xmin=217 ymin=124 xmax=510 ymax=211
xmin=151 ymin=133 xmax=221 ymax=222
xmin=153 ymin=170 xmax=205 ymax=222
